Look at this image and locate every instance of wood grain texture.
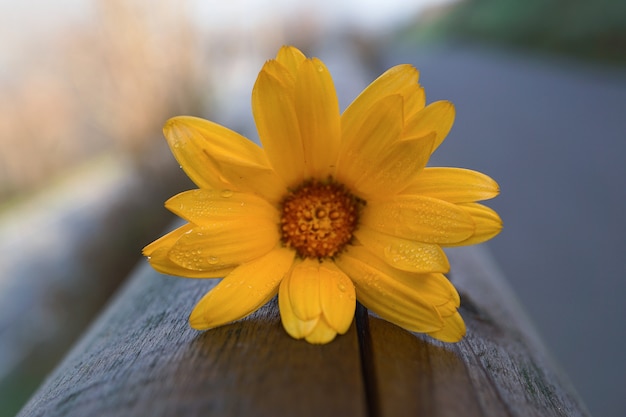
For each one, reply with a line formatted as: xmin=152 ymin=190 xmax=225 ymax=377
xmin=17 ymin=262 xmax=367 ymax=417
xmin=17 ymin=245 xmax=589 ymax=417
xmin=362 ymin=246 xmax=590 ymax=417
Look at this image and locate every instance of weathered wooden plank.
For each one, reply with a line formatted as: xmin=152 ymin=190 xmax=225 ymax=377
xmin=17 ymin=258 xmax=367 ymax=417
xmin=364 ymin=245 xmax=590 ymax=417
xmin=17 ymin=238 xmax=589 ymax=417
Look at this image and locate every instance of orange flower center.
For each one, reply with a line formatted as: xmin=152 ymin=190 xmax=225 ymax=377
xmin=280 ymin=180 xmax=362 ymax=259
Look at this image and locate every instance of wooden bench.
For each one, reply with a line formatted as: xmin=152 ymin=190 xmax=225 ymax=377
xmin=16 ymin=239 xmax=589 ymax=416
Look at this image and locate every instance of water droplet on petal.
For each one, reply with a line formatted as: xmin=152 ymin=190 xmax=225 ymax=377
xmin=207 ymin=256 xmax=219 ymax=265
xmin=220 ymin=190 xmax=233 ymax=198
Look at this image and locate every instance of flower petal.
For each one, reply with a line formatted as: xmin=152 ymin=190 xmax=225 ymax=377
xmin=163 ymin=116 xmax=285 ymax=202
xmin=168 ymin=219 xmax=278 ymax=271
xmin=427 ymin=311 xmax=466 ymax=343
xmin=335 ymin=247 xmax=445 ymax=333
xmin=403 ymin=84 xmax=426 ymax=121
xmin=284 ymin=258 xmax=322 ymax=321
xmin=403 ymin=101 xmax=455 ymax=152
xmin=354 ymin=227 xmax=450 ymax=273
xmin=295 ymin=58 xmax=341 ymax=179
xmin=336 ymin=95 xmax=404 ymax=194
xmin=165 ymin=189 xmax=278 ymax=227
xmin=350 ymin=132 xmax=436 ymax=198
xmin=252 ymin=60 xmax=305 ymax=187
xmin=147 ymin=247 xmax=235 ymax=278
xmin=361 ymin=195 xmax=475 ymax=244
xmin=402 ymin=167 xmax=500 ymax=203
xmin=275 ymin=45 xmax=306 ymax=78
xmin=342 ymin=64 xmax=420 ymax=141
xmin=142 ymin=223 xmax=192 ymax=257
xmin=189 ymin=247 xmax=295 ymax=329
xmin=279 ymin=276 xmax=319 ymax=339
xmin=318 ymin=261 xmax=356 ymax=334
xmin=144 ymin=224 xmax=236 ymax=278
xmin=445 ymin=203 xmax=503 ymax=247
xmin=305 ymin=317 xmax=339 ymax=344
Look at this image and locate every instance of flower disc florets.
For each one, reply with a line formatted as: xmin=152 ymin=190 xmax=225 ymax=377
xmin=280 ymin=180 xmax=362 ymax=259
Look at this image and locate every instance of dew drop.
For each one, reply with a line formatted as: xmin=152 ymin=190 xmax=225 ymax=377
xmin=220 ymin=189 xmax=233 ymax=198
xmin=207 ymin=256 xmax=219 ymax=265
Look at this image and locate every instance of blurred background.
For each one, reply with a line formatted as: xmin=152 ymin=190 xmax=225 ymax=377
xmin=1 ymin=0 xmax=624 ymax=416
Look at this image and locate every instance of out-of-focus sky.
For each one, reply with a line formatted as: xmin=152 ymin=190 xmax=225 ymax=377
xmin=188 ymin=0 xmax=455 ymax=31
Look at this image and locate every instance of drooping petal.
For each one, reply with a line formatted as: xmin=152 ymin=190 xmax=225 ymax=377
xmin=165 ymin=189 xmax=278 ymax=227
xmin=349 ymin=132 xmax=436 ymax=198
xmin=403 ymin=101 xmax=455 ymax=153
xmin=168 ymin=219 xmax=279 ymax=271
xmin=275 ymin=45 xmax=306 ymax=77
xmin=252 ymin=60 xmax=305 ymax=187
xmin=354 ymin=227 xmax=450 ymax=273
xmin=294 ymin=58 xmax=341 ymax=179
xmin=335 ymin=247 xmax=445 ymax=333
xmin=279 ymin=272 xmax=319 ymax=339
xmin=342 ymin=64 xmax=420 ymax=140
xmin=163 ymin=116 xmax=285 ymax=202
xmin=305 ymin=317 xmax=339 ymax=344
xmin=402 ymin=167 xmax=500 ymax=203
xmin=427 ymin=311 xmax=466 ymax=343
xmin=445 ymin=203 xmax=503 ymax=247
xmin=318 ymin=261 xmax=356 ymax=334
xmin=278 ymin=259 xmax=354 ymax=343
xmin=284 ymin=258 xmax=322 ymax=321
xmin=336 ymin=95 xmax=404 ymax=194
xmin=361 ymin=194 xmax=475 ymax=244
xmin=189 ymin=247 xmax=295 ymax=329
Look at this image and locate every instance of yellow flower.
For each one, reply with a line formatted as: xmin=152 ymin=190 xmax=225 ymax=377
xmin=143 ymin=46 xmax=502 ymax=344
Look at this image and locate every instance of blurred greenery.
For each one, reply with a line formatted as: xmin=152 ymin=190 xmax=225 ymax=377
xmin=400 ymin=0 xmax=626 ymax=65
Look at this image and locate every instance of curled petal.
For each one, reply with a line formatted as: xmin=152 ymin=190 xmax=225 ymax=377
xmin=402 ymin=167 xmax=500 ymax=203
xmin=165 ymin=189 xmax=278 ymax=227
xmin=403 ymin=101 xmax=455 ymax=152
xmin=361 ymin=195 xmax=475 ymax=244
xmin=354 ymin=227 xmax=450 ymax=273
xmin=190 ymin=247 xmax=295 ymax=329
xmin=342 ymin=64 xmax=420 ymax=141
xmin=168 ymin=219 xmax=278 ymax=271
xmin=445 ymin=203 xmax=503 ymax=247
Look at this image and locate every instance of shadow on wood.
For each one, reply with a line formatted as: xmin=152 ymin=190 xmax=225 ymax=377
xmin=17 ymin=242 xmax=589 ymax=417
